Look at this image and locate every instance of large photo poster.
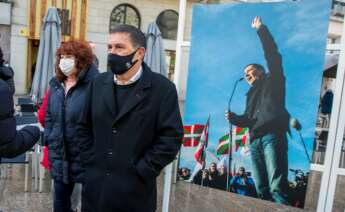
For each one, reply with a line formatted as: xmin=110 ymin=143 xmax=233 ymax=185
xmin=178 ymin=0 xmax=331 ymax=208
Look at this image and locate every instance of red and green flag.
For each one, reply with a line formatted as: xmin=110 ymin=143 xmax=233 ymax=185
xmin=216 ymin=134 xmax=230 ymax=155
xmin=234 ymin=127 xmax=249 ymax=151
xmin=182 ymin=124 xmax=205 ymax=147
xmin=195 ymin=117 xmax=210 ymax=164
xmin=216 ymin=127 xmax=249 ymax=155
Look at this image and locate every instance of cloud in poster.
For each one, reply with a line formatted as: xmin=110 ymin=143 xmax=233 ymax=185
xmin=274 ymin=1 xmax=331 ymax=54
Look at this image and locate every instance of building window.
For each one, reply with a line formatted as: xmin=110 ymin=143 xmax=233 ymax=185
xmin=109 ymin=4 xmax=141 ymax=31
xmin=57 ymin=8 xmax=71 ymax=36
xmin=156 ymin=10 xmax=178 ymax=40
xmin=165 ymin=50 xmax=176 ymax=80
xmin=332 ymin=0 xmax=345 ymax=17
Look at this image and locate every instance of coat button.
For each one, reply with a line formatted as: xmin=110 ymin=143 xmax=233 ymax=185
xmin=112 ymin=128 xmax=117 ymax=134
xmin=108 ymin=151 xmax=113 ymax=155
xmin=106 ymin=171 xmax=111 ymax=176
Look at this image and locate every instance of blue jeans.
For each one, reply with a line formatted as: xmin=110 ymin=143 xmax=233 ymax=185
xmin=249 ymin=133 xmax=289 ymax=205
xmin=53 ymin=180 xmax=75 ymax=212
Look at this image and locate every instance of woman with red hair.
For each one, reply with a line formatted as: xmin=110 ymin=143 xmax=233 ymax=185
xmin=44 ymin=40 xmax=99 ymax=212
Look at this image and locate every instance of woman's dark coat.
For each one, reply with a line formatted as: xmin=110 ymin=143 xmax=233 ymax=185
xmin=45 ymin=64 xmax=99 ymax=183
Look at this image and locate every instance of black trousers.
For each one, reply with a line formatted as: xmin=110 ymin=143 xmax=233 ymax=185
xmin=53 ymin=180 xmax=75 ymax=212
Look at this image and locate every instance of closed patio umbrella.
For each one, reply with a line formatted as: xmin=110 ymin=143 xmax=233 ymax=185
xmin=31 ymin=7 xmax=61 ymax=104
xmin=144 ymin=22 xmax=167 ymax=76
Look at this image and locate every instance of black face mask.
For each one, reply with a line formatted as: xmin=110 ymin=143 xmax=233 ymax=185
xmin=107 ymin=50 xmax=138 ymax=75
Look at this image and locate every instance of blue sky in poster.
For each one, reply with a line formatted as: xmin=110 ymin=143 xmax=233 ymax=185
xmin=180 ymin=0 xmax=331 ymax=181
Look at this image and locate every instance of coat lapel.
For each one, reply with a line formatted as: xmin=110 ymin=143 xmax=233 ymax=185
xmin=102 ymin=72 xmax=118 ymax=119
xmin=114 ymin=64 xmax=152 ymax=124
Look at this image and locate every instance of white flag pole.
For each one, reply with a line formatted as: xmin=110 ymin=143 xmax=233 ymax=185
xmin=162 ymin=0 xmax=187 ymax=212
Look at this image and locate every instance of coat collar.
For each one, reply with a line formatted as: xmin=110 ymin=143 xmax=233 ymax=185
xmin=102 ymin=62 xmax=152 ymax=122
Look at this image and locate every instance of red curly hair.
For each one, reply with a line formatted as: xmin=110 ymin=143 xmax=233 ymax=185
xmin=55 ymin=40 xmax=93 ymax=81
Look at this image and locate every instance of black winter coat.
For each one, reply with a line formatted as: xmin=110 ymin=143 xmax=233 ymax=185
xmin=0 ymin=79 xmax=39 ymax=159
xmin=0 ymin=65 xmax=15 ymax=95
xmin=77 ymin=63 xmax=183 ymax=212
xmin=229 ymin=25 xmax=289 ymax=138
xmin=45 ymin=64 xmax=99 ymax=183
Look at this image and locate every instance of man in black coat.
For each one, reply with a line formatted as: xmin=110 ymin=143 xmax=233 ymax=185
xmin=226 ymin=17 xmax=290 ymax=204
xmin=77 ymin=25 xmax=183 ymax=212
xmin=0 ymin=48 xmax=40 ymax=159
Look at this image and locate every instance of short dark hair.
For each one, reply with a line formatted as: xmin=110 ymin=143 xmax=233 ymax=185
xmin=110 ymin=24 xmax=146 ymax=49
xmin=244 ymin=63 xmax=265 ymax=74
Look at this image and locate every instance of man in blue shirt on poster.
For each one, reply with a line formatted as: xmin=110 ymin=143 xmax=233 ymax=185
xmin=230 ymin=167 xmax=256 ymax=197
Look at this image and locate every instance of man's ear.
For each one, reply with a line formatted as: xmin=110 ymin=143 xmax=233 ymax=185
xmin=137 ymin=47 xmax=146 ymax=60
xmin=257 ymin=69 xmax=265 ymax=78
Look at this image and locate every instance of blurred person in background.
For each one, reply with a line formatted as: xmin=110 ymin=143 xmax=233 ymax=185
xmin=88 ymin=41 xmax=99 ymax=68
xmin=230 ymin=167 xmax=257 ymax=197
xmin=0 ymin=47 xmax=40 ymax=161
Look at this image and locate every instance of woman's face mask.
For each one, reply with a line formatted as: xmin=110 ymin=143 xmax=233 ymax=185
xmin=59 ymin=58 xmax=75 ymax=77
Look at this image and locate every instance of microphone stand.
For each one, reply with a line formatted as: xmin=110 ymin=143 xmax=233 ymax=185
xmin=297 ymin=130 xmax=311 ymax=162
xmin=291 ymin=118 xmax=312 ymax=163
xmin=226 ymin=77 xmax=243 ymax=192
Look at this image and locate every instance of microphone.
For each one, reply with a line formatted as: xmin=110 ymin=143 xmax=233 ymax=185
xmin=290 ymin=117 xmax=311 ymax=162
xmin=290 ymin=117 xmax=302 ymax=131
xmin=225 ymin=76 xmax=244 ymax=192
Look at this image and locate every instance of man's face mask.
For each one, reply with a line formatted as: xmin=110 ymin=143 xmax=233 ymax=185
xmin=107 ymin=50 xmax=138 ymax=75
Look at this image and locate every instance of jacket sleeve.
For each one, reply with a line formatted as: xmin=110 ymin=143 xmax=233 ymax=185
xmin=0 ymin=125 xmax=40 ymax=158
xmin=76 ymin=81 xmax=94 ymax=166
xmin=257 ymin=25 xmax=284 ymax=81
xmin=0 ymin=80 xmax=39 ymax=158
xmin=229 ymin=112 xmax=254 ymax=128
xmin=135 ymin=84 xmax=183 ymax=181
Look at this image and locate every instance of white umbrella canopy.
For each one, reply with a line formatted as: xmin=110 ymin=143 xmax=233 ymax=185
xmin=31 ymin=7 xmax=61 ymax=104
xmin=144 ymin=22 xmax=167 ymax=77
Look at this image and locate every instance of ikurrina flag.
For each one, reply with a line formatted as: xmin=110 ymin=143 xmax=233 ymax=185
xmin=216 ymin=127 xmax=249 ymax=155
xmin=182 ymin=124 xmax=205 ymax=147
xmin=234 ymin=127 xmax=249 ymax=151
xmin=217 ymin=134 xmax=230 ymax=155
xmin=194 ymin=117 xmax=210 ymax=164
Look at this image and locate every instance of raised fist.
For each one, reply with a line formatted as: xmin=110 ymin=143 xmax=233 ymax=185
xmin=251 ymin=16 xmax=262 ymax=30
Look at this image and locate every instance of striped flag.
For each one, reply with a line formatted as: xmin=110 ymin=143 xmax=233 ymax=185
xmin=182 ymin=124 xmax=205 ymax=147
xmin=195 ymin=117 xmax=210 ymax=164
xmin=216 ymin=134 xmax=230 ymax=155
xmin=233 ymin=127 xmax=249 ymax=152
xmin=216 ymin=127 xmax=249 ymax=155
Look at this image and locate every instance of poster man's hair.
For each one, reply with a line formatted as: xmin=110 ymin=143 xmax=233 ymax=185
xmin=245 ymin=63 xmax=266 ymax=74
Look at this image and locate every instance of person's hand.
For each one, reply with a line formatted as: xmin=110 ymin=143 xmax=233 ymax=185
xmin=225 ymin=110 xmax=235 ymax=121
xmin=251 ymin=16 xmax=262 ymax=30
